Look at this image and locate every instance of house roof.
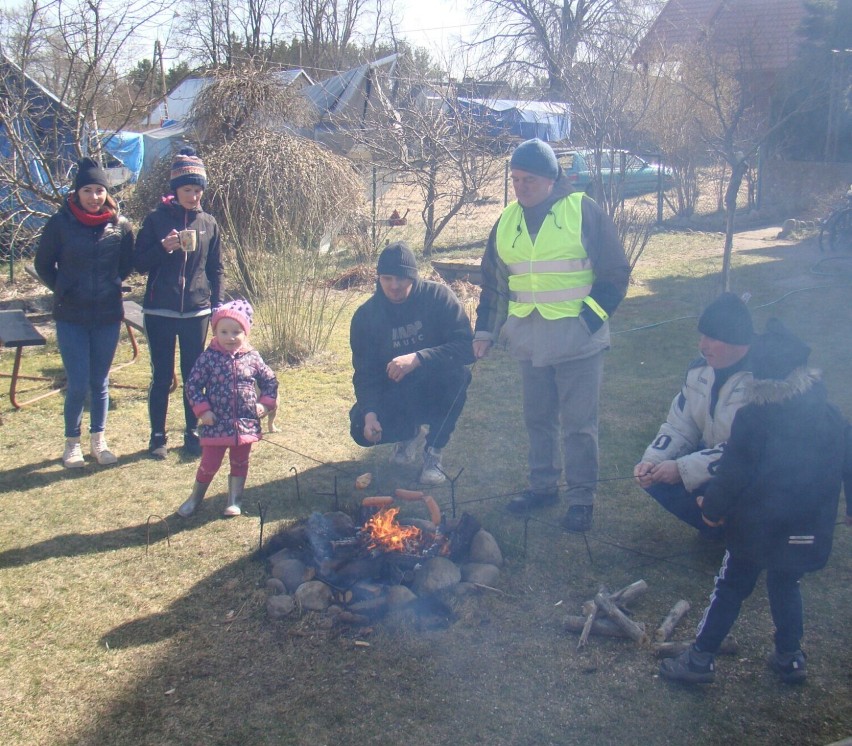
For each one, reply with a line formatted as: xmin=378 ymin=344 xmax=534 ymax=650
xmin=634 ymin=0 xmax=809 ymax=72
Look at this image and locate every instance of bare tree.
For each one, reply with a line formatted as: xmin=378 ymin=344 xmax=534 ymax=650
xmin=467 ymin=0 xmax=652 ymax=99
xmin=344 ymin=71 xmax=504 ymax=256
xmin=0 ymin=0 xmax=168 ymax=251
xmin=674 ymin=36 xmax=817 ymax=289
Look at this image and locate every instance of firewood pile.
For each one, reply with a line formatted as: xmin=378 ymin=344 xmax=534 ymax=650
xmin=564 ymin=580 xmax=739 ymax=657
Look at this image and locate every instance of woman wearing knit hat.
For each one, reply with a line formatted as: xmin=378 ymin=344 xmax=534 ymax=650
xmin=178 ymin=299 xmax=278 ymax=517
xmin=134 ymin=146 xmax=224 ymax=459
xmin=35 ymin=156 xmax=134 ymax=468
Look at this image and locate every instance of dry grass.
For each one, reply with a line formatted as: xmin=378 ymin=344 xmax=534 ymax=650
xmin=0 ymin=228 xmax=850 ymax=745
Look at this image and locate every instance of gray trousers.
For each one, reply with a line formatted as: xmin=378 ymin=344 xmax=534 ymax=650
xmin=520 ymin=351 xmax=603 ymax=506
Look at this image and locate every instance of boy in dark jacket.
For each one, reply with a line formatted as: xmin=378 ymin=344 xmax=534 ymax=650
xmin=349 ymin=242 xmax=474 ymax=485
xmin=661 ymin=319 xmax=852 ymax=685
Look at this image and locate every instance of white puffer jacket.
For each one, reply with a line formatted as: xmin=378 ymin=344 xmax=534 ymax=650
xmin=640 ymin=360 xmax=752 ymax=491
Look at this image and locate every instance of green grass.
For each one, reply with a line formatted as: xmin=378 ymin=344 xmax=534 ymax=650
xmin=1 ymin=229 xmax=850 ymax=745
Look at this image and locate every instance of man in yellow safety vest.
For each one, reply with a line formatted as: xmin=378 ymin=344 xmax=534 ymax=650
xmin=473 ymin=138 xmax=630 ymax=532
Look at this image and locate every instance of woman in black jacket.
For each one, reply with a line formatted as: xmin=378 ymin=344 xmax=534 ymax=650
xmin=35 ymin=157 xmax=134 ymax=468
xmin=134 ymin=147 xmax=223 ymax=459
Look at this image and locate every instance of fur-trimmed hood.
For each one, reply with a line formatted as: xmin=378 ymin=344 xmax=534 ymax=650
xmin=747 ymin=367 xmax=821 ymax=406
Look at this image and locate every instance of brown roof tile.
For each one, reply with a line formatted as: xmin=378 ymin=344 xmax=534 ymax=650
xmin=635 ymin=0 xmax=808 ymax=72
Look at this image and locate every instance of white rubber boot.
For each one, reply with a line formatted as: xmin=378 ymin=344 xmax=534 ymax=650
xmin=62 ymin=437 xmax=85 ymax=469
xmin=90 ymin=433 xmax=117 ymax=465
xmin=223 ymin=476 xmax=246 ymax=517
xmin=177 ymin=480 xmax=210 ymax=518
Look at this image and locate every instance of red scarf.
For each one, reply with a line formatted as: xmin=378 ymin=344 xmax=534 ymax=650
xmin=67 ymin=196 xmax=115 ymax=227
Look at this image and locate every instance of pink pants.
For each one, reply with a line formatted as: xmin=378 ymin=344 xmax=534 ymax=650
xmin=196 ymin=443 xmax=252 ymax=483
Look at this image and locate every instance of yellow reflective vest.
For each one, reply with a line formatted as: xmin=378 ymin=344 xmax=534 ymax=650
xmin=495 ymin=192 xmax=595 ymax=320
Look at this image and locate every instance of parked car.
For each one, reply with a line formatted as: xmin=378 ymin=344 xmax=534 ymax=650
xmin=555 ymin=148 xmax=674 ymax=198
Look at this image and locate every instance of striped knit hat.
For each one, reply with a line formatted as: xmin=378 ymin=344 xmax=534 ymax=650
xmin=170 ymin=146 xmax=207 ymax=191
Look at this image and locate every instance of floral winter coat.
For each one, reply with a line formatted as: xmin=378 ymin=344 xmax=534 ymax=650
xmin=186 ymin=339 xmax=278 ymax=446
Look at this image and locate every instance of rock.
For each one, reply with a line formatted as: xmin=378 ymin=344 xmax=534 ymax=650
xmin=412 ymin=556 xmax=461 ymax=595
xmin=265 ymin=578 xmax=287 ymax=595
xmin=461 ymin=562 xmax=500 ymax=586
xmin=323 ymin=511 xmax=356 ymax=536
xmin=453 ymin=581 xmax=478 ymax=597
xmin=266 ymin=594 xmax=296 ymax=619
xmin=267 ymin=549 xmax=294 ymax=567
xmin=295 ymin=580 xmax=333 ymax=611
xmin=386 ymin=584 xmax=417 ymax=608
xmin=404 ymin=518 xmax=437 ymax=533
xmin=469 ymin=529 xmax=503 ymax=566
xmin=271 ymin=558 xmax=310 ymax=594
xmin=348 ymin=596 xmax=389 ymax=617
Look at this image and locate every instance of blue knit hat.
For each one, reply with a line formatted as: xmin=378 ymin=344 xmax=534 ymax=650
xmin=510 ymin=138 xmax=560 ymax=180
xmin=170 ymin=146 xmax=208 ymax=191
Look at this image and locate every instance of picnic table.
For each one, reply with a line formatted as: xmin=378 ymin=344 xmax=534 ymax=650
xmin=0 ymin=300 xmax=165 ymax=410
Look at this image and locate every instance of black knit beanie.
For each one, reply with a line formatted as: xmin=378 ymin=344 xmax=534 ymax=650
xmin=170 ymin=146 xmax=208 ymax=191
xmin=510 ymin=138 xmax=560 ymax=180
xmin=377 ymin=242 xmax=418 ymax=280
xmin=698 ymin=292 xmax=754 ymax=345
xmin=74 ymin=157 xmax=109 ymax=191
xmin=750 ymin=318 xmax=810 ymax=380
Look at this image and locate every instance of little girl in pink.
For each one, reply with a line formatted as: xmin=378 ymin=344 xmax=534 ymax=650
xmin=178 ymin=299 xmax=278 ymax=517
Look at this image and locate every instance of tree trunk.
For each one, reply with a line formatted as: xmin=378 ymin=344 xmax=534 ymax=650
xmin=721 ymin=160 xmax=748 ymax=291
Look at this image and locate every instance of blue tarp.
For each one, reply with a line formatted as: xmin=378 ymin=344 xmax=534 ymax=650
xmin=454 ymin=98 xmax=571 ymax=142
xmin=99 ymin=130 xmax=144 ymax=183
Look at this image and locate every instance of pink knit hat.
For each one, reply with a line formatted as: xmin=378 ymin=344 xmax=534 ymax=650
xmin=212 ymin=299 xmax=253 ymax=333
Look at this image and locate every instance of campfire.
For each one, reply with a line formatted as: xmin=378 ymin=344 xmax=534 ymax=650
xmin=261 ymin=485 xmax=504 ymax=627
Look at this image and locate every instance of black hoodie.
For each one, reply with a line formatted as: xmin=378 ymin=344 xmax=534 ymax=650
xmin=350 ymin=278 xmax=474 ymax=415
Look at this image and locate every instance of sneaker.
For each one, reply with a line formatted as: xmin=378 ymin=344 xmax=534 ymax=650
xmin=507 ymin=488 xmax=559 ymax=514
xmin=659 ymin=646 xmax=716 ymax=684
xmin=90 ymin=433 xmax=117 ymax=465
xmin=562 ymin=504 xmax=593 ymax=532
xmin=183 ymin=430 xmax=202 ymax=458
xmin=768 ymin=650 xmax=807 ymax=684
xmin=390 ymin=427 xmax=425 ymax=465
xmin=148 ymin=433 xmax=168 ymax=460
xmin=419 ymin=446 xmax=446 ymax=485
xmin=62 ymin=438 xmax=86 ymax=469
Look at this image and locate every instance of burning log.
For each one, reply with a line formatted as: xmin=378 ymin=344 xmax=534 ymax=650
xmin=565 ymin=615 xmax=648 ymax=639
xmin=655 ymin=600 xmax=691 ymax=643
xmin=653 ymin=635 xmax=738 ymax=657
xmin=594 ymin=591 xmax=649 ymax=645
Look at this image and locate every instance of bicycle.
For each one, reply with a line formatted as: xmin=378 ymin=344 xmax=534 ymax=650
xmin=819 ymin=186 xmax=852 ymax=252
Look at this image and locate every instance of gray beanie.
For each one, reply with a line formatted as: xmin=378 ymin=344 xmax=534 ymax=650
xmin=698 ymin=292 xmax=754 ymax=345
xmin=510 ymin=138 xmax=560 ymax=180
xmin=377 ymin=242 xmax=418 ymax=280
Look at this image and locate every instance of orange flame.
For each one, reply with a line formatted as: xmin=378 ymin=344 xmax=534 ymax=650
xmin=364 ymin=507 xmax=422 ymax=553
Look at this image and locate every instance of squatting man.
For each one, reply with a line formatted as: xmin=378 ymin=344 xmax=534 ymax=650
xmin=349 ymin=242 xmax=474 ymax=485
